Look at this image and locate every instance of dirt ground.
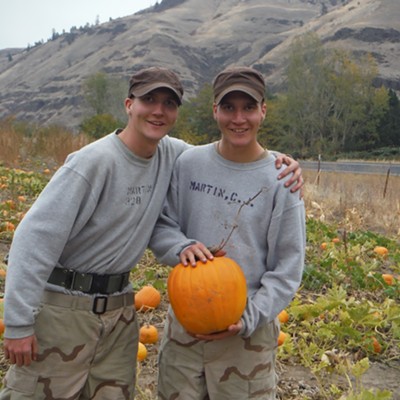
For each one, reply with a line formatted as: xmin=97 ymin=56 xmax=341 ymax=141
xmin=0 ymin=242 xmax=399 ymax=399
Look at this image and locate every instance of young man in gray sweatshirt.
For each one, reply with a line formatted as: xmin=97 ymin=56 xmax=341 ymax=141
xmin=150 ymin=66 xmax=306 ymax=400
xmin=1 ymin=67 xmax=303 ymax=399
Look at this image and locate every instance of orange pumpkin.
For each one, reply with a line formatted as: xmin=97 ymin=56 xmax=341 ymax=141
xmin=137 ymin=342 xmax=147 ymax=361
xmin=382 ymin=273 xmax=394 ymax=286
xmin=167 ymin=256 xmax=247 ymax=335
xmin=373 ymin=246 xmax=388 ymax=256
xmin=277 ymin=331 xmax=287 ymax=346
xmin=139 ymin=324 xmax=159 ymax=344
xmin=135 ymin=286 xmax=161 ymax=311
xmin=372 ymin=336 xmax=382 ymax=354
xmin=278 ymin=309 xmax=289 ymax=324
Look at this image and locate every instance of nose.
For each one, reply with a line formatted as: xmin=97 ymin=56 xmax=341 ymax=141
xmin=152 ymin=100 xmax=165 ymax=115
xmin=232 ymin=110 xmax=246 ymax=124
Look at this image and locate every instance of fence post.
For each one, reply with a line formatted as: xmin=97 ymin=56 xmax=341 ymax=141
xmin=383 ymin=165 xmax=391 ymax=198
xmin=316 ymin=154 xmax=321 ymax=186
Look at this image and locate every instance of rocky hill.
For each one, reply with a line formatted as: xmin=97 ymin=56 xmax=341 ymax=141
xmin=0 ymin=0 xmax=398 ymax=129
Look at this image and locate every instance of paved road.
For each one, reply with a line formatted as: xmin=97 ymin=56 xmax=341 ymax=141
xmin=300 ymin=161 xmax=400 ymax=176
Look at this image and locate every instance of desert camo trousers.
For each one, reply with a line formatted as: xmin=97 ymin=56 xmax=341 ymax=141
xmin=0 ymin=292 xmax=139 ymax=400
xmin=157 ymin=310 xmax=280 ymax=400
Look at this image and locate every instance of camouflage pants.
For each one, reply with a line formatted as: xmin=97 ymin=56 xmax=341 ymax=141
xmin=0 ymin=291 xmax=139 ymax=399
xmin=158 ymin=309 xmax=279 ymax=400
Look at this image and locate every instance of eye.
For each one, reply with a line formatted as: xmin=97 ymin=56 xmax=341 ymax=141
xmin=220 ymin=104 xmax=233 ymax=112
xmin=141 ymin=94 xmax=154 ymax=103
xmin=245 ymin=103 xmax=257 ymax=111
xmin=164 ymin=98 xmax=178 ymax=109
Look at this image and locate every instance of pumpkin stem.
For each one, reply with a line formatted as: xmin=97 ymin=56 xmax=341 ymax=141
xmin=208 ymin=187 xmax=267 ymax=255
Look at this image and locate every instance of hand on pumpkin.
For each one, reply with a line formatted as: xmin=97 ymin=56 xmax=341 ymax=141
xmin=190 ymin=320 xmax=243 ymax=341
xmin=179 ymin=242 xmax=226 ymax=267
xmin=274 ymin=154 xmax=304 ymax=198
xmin=3 ymin=334 xmax=38 ymax=367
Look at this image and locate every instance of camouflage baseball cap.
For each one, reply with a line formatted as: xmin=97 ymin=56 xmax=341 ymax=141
xmin=213 ymin=66 xmax=265 ymax=104
xmin=128 ymin=67 xmax=184 ymax=105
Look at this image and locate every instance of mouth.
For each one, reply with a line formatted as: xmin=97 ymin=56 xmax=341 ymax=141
xmin=148 ymin=120 xmax=165 ymax=127
xmin=230 ymin=128 xmax=248 ymax=134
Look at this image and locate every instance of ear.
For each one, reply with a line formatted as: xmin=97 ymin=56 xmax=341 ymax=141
xmin=261 ymin=102 xmax=267 ymax=121
xmin=125 ymin=98 xmax=133 ymax=113
xmin=212 ymin=103 xmax=218 ymax=120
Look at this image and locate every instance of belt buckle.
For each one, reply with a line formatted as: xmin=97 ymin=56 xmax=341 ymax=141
xmin=92 ymin=296 xmax=108 ymax=314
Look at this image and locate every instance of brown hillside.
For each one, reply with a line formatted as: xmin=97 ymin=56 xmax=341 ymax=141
xmin=0 ymin=0 xmax=398 ymax=129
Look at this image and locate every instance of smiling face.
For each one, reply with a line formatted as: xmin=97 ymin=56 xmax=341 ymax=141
xmin=213 ymin=91 xmax=266 ymax=154
xmin=127 ymin=88 xmax=179 ymax=143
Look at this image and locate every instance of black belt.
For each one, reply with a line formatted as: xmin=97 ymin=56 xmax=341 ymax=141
xmin=42 ymin=290 xmax=134 ymax=315
xmin=47 ymin=267 xmax=130 ymax=295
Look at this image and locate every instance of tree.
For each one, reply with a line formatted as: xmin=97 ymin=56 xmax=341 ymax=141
xmin=278 ymin=33 xmax=389 ymax=157
xmin=172 ymin=84 xmax=218 ymax=145
xmin=377 ymin=89 xmax=400 ymax=147
xmin=51 ymin=29 xmax=59 ymax=41
xmin=82 ymin=72 xmax=109 ymax=115
xmin=260 ymin=94 xmax=291 ymax=152
xmin=82 ymin=72 xmax=126 ymax=121
xmin=327 ymin=51 xmax=388 ymax=152
xmin=81 ymin=72 xmax=127 ymax=137
xmin=172 ymin=104 xmax=206 ymax=145
xmin=283 ymin=33 xmax=333 ymax=156
xmin=80 ymin=114 xmax=121 ymax=139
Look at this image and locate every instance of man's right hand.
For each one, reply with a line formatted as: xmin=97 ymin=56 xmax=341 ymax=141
xmin=180 ymin=242 xmax=227 ymax=267
xmin=179 ymin=242 xmax=214 ymax=267
xmin=3 ymin=335 xmax=38 ymax=366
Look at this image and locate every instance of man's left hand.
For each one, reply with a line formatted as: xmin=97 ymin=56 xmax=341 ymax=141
xmin=190 ymin=320 xmax=242 ymax=341
xmin=275 ymin=154 xmax=304 ymax=198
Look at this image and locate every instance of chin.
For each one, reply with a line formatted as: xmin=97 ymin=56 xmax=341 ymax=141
xmin=146 ymin=130 xmax=169 ymax=141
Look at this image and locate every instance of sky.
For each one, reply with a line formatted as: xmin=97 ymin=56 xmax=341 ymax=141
xmin=0 ymin=0 xmax=154 ymax=49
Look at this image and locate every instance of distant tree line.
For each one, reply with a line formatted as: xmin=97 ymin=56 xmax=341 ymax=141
xmin=260 ymin=33 xmax=399 ymax=159
xmin=21 ymin=16 xmax=101 ymax=50
xmin=80 ymin=33 xmax=400 ymax=159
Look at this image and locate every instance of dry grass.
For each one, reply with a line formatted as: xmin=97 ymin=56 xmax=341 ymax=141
xmin=0 ymin=118 xmax=91 ymax=168
xmin=303 ymin=170 xmax=400 ymax=239
xmin=24 ymin=126 xmax=91 ymax=166
xmin=0 ymin=119 xmax=24 ymax=166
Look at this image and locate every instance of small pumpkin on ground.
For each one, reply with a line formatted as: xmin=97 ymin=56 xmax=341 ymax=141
xmin=137 ymin=342 xmax=148 ymax=361
xmin=277 ymin=331 xmax=287 ymax=346
xmin=382 ymin=273 xmax=394 ymax=286
xmin=373 ymin=246 xmax=388 ymax=256
xmin=135 ymin=285 xmax=161 ymax=311
xmin=372 ymin=336 xmax=382 ymax=354
xmin=278 ymin=310 xmax=289 ymax=324
xmin=139 ymin=324 xmax=159 ymax=344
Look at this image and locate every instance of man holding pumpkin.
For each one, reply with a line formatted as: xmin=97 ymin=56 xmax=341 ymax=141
xmin=1 ymin=66 xmax=303 ymax=399
xmin=150 ymin=66 xmax=306 ymax=399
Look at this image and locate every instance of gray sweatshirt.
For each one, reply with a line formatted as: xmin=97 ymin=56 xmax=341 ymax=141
xmin=4 ymin=131 xmax=188 ymax=339
xmin=150 ymin=143 xmax=305 ymax=337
